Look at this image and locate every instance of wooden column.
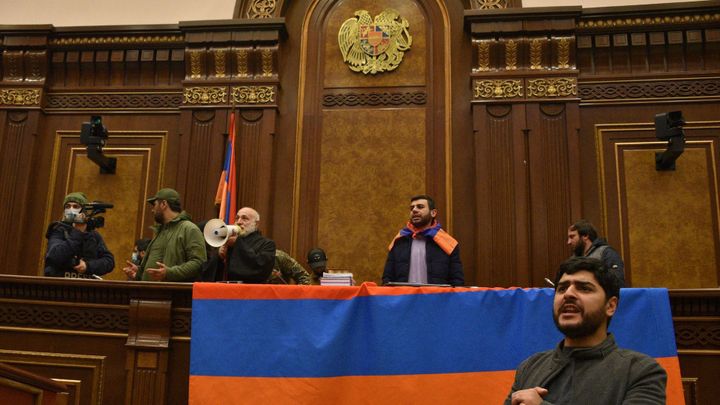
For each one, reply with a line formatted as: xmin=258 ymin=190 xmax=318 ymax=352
xmin=466 ymin=7 xmax=582 ymax=287
xmin=177 ymin=20 xmax=283 ymax=227
xmin=0 ymin=27 xmax=51 ymax=276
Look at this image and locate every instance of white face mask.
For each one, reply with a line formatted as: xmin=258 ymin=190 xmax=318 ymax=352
xmin=63 ymin=207 xmax=82 ymax=223
xmin=64 ymin=207 xmax=81 ymax=216
xmin=131 ymin=252 xmax=140 ymax=264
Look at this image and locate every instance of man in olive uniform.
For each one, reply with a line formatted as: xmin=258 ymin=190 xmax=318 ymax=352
xmin=267 ymin=249 xmax=312 ymax=285
xmin=122 ymin=188 xmax=206 ymax=281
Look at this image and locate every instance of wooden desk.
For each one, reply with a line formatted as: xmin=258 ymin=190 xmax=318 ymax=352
xmin=0 ymin=275 xmax=717 ymax=404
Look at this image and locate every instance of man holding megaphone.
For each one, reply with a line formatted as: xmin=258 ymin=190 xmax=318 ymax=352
xmin=212 ymin=206 xmax=276 ymax=283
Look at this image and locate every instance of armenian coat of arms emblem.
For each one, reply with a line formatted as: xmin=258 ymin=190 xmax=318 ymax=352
xmin=338 ymin=9 xmax=412 ymax=74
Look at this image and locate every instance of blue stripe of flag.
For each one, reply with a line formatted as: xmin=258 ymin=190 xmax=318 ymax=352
xmin=190 ymin=288 xmax=676 ymax=377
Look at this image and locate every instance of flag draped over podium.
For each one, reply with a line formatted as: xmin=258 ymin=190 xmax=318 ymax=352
xmin=214 ymin=111 xmax=237 ymax=224
xmin=190 ymin=284 xmax=684 ymax=404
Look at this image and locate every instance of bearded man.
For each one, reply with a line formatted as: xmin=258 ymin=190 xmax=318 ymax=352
xmin=505 ymin=257 xmax=666 ymax=405
xmin=218 ymin=206 xmax=276 ymax=283
xmin=382 ymin=194 xmax=464 ymax=286
xmin=123 ymin=188 xmax=206 ymax=281
xmin=567 ymin=219 xmax=625 ymax=287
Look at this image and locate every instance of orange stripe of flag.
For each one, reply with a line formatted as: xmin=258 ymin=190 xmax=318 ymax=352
xmin=192 ymin=283 xmax=516 ymax=300
xmin=190 ymin=370 xmax=516 ymax=405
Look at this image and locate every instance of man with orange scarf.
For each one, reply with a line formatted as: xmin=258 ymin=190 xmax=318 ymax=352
xmin=383 ymin=195 xmax=464 ymax=286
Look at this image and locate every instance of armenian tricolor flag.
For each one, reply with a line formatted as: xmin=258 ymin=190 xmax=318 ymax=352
xmin=190 ymin=284 xmax=684 ymax=404
xmin=214 ymin=111 xmax=237 ymax=224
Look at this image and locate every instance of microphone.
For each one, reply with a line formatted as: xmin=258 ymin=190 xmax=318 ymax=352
xmin=85 ymin=201 xmax=114 ymax=209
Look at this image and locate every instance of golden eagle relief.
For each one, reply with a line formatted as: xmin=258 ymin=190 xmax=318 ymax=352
xmin=338 ymin=9 xmax=412 ymax=74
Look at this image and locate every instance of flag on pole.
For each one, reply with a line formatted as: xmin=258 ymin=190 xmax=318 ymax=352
xmin=215 ymin=111 xmax=237 ymax=224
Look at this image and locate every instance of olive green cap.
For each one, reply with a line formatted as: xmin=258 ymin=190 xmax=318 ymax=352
xmin=147 ymin=188 xmax=181 ymax=205
xmin=63 ymin=192 xmax=88 ymax=206
xmin=147 ymin=188 xmax=180 ymax=204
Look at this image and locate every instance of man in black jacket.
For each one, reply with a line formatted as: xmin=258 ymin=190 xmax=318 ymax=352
xmin=382 ymin=195 xmax=463 ymax=286
xmin=567 ymin=219 xmax=625 ymax=287
xmin=505 ymin=257 xmax=666 ymax=405
xmin=44 ymin=192 xmax=115 ymax=278
xmin=218 ymin=206 xmax=275 ymax=283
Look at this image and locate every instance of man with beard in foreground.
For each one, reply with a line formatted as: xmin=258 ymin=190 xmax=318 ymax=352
xmin=567 ymin=219 xmax=625 ymax=287
xmin=382 ymin=194 xmax=463 ymax=286
xmin=505 ymin=257 xmax=666 ymax=405
xmin=218 ymin=206 xmax=276 ymax=283
xmin=123 ymin=188 xmax=206 ymax=281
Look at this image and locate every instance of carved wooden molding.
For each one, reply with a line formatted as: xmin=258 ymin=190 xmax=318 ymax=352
xmin=171 ymin=311 xmax=190 ymax=337
xmin=49 ymin=35 xmax=184 ymax=46
xmin=670 ymin=290 xmax=720 ymax=350
xmin=579 ymin=78 xmax=720 ymax=103
xmin=247 ymin=0 xmax=277 ymax=18
xmin=183 ymin=86 xmax=228 ymax=105
xmin=578 ymin=13 xmax=720 ymax=30
xmin=0 ymin=303 xmax=129 ymax=334
xmin=675 ymin=322 xmax=720 ymax=349
xmin=471 ymin=36 xmax=576 ymax=73
xmin=505 ymin=40 xmax=517 ymax=70
xmin=181 ymin=86 xmax=278 ymax=106
xmin=45 ymin=92 xmax=182 ymax=110
xmin=469 ymin=0 xmax=522 ymax=9
xmin=185 ymin=46 xmax=279 ymax=80
xmin=231 ymin=85 xmax=275 ymax=104
xmin=475 ymin=40 xmax=491 ymax=72
xmin=322 ymin=91 xmax=427 ymax=107
xmin=527 ymin=78 xmax=577 ymax=98
xmin=473 ymin=79 xmax=523 ymax=99
xmin=0 ymin=88 xmax=41 ymax=106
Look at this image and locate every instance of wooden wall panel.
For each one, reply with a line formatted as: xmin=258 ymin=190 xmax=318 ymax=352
xmin=0 ymin=110 xmax=39 ymax=277
xmin=596 ymin=123 xmax=720 ymax=288
xmin=472 ymin=103 xmax=530 ymax=287
xmin=624 ymin=146 xmax=718 ymax=288
xmin=236 ymin=109 xmax=275 ymax=231
xmin=178 ymin=109 xmax=219 ymax=220
xmin=318 ymin=108 xmax=426 ymax=282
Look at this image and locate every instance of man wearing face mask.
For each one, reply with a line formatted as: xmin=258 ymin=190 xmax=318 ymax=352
xmin=123 ymin=238 xmax=151 ymax=280
xmin=44 ymin=192 xmax=115 ymax=278
xmin=123 ymin=188 xmax=206 ymax=282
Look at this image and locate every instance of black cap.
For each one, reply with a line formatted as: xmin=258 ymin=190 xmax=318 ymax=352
xmin=307 ymin=248 xmax=327 ymax=269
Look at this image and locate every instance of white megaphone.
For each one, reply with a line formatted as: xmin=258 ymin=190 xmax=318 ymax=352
xmin=203 ymin=218 xmax=241 ymax=247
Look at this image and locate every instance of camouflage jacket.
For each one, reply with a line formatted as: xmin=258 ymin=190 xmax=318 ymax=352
xmin=267 ymin=249 xmax=312 ymax=285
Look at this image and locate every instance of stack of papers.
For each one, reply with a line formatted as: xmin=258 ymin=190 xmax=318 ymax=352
xmin=320 ymin=272 xmax=354 ymax=286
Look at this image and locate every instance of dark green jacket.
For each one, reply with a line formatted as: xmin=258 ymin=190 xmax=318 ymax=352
xmin=505 ymin=334 xmax=666 ymax=405
xmin=136 ymin=211 xmax=207 ymax=282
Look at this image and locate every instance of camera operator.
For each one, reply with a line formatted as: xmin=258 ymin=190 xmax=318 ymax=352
xmin=44 ymin=192 xmax=115 ymax=278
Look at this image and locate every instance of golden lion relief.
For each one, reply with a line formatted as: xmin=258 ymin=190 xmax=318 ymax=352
xmin=338 ymin=9 xmax=412 ymax=75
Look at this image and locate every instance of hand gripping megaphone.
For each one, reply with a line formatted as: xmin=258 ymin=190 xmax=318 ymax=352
xmin=203 ymin=218 xmax=241 ymax=247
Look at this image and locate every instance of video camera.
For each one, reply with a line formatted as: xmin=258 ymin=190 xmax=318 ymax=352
xmin=62 ymin=201 xmax=114 ymax=230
